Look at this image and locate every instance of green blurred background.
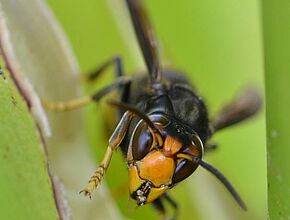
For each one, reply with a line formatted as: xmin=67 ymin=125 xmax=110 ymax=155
xmin=46 ymin=0 xmax=266 ymax=220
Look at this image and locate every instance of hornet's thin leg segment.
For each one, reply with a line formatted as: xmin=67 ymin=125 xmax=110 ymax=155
xmin=41 ymin=77 xmax=131 ymax=111
xmin=41 ymin=96 xmax=92 ymax=112
xmin=42 ymin=56 xmax=127 ymax=112
xmin=80 ymin=111 xmax=134 ymax=198
xmin=204 ymin=142 xmax=218 ymax=152
xmin=211 ymin=88 xmax=262 ymax=133
xmin=152 ymin=194 xmax=179 ymax=220
xmin=84 ymin=55 xmax=124 ymax=82
xmin=152 ymin=198 xmax=166 ymax=220
xmin=163 ymin=194 xmax=179 ymax=219
xmin=84 ymin=55 xmax=129 ymax=118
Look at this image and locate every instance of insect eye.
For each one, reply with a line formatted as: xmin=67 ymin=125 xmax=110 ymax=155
xmin=149 ymin=114 xmax=170 ymax=127
xmin=172 ymin=159 xmax=198 ymax=184
xmin=132 ymin=122 xmax=153 ymax=160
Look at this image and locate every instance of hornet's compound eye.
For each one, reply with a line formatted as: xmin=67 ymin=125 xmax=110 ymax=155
xmin=149 ymin=113 xmax=170 ymax=127
xmin=172 ymin=135 xmax=203 ymax=185
xmin=172 ymin=159 xmax=197 ymax=184
xmin=132 ymin=121 xmax=153 ymax=160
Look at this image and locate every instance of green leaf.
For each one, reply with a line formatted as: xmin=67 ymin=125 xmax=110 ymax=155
xmin=0 ymin=0 xmax=122 ymax=219
xmin=0 ymin=35 xmax=59 ymax=220
xmin=262 ymin=1 xmax=290 ymax=219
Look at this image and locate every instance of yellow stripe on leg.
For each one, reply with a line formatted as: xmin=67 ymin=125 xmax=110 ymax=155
xmin=80 ymin=147 xmax=114 ymax=198
xmin=41 ymin=96 xmax=92 ymax=111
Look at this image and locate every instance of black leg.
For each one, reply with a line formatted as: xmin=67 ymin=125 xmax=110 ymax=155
xmin=211 ymin=88 xmax=262 ymax=133
xmin=42 ymin=77 xmax=131 ymax=111
xmin=85 ymin=55 xmax=130 ymax=118
xmin=92 ymin=77 xmax=130 ymax=102
xmin=152 ymin=194 xmax=179 ymax=220
xmin=85 ymin=56 xmax=124 ymax=82
xmin=152 ymin=198 xmax=166 ymax=219
xmin=163 ymin=194 xmax=179 ymax=220
xmin=204 ymin=142 xmax=218 ymax=152
xmin=42 ymin=55 xmax=129 ymax=112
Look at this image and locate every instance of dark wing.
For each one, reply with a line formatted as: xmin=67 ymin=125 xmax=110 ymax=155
xmin=211 ymin=88 xmax=262 ymax=132
xmin=126 ymin=0 xmax=161 ymax=84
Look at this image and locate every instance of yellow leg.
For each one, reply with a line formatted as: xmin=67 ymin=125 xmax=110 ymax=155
xmin=41 ymin=77 xmax=130 ymax=112
xmin=79 ymin=146 xmax=113 ymax=198
xmin=41 ymin=96 xmax=92 ymax=111
xmin=80 ymin=111 xmax=133 ymax=198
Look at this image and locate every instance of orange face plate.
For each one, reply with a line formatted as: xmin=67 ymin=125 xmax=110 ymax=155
xmin=162 ymin=135 xmax=183 ymax=156
xmin=138 ymin=150 xmax=175 ymax=187
xmin=128 ymin=163 xmax=170 ymax=204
